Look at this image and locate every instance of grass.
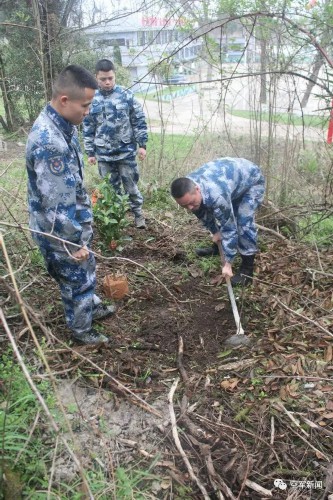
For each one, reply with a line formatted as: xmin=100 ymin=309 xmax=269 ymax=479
xmin=298 ymin=214 xmax=333 ymax=246
xmin=147 ymin=132 xmax=196 ymax=162
xmin=228 ymin=109 xmax=327 ymax=128
xmin=84 ymin=131 xmax=199 ymax=190
xmin=0 ymin=347 xmax=163 ymax=498
xmin=137 ymin=84 xmax=197 ymax=101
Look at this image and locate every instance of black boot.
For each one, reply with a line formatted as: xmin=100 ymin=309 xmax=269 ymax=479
xmin=195 ymin=243 xmax=219 ymax=257
xmin=231 ymin=254 xmax=255 ymax=286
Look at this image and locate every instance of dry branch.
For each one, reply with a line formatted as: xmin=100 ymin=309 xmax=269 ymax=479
xmin=256 ymin=223 xmax=288 ymax=241
xmin=275 ymin=297 xmax=333 ymax=337
xmin=168 ymin=378 xmax=210 ymax=499
xmin=272 ymin=402 xmax=330 ymax=462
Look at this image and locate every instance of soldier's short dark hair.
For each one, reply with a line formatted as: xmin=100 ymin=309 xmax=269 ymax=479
xmin=52 ymin=65 xmax=98 ymax=98
xmin=170 ymin=177 xmax=196 ymax=198
xmin=95 ymin=59 xmax=115 ymax=73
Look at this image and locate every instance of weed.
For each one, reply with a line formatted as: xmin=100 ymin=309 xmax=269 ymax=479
xmin=298 ymin=214 xmax=333 ymax=246
xmin=0 ymin=349 xmax=51 ymax=495
xmin=29 ymin=247 xmax=45 ymax=267
xmin=142 ymin=182 xmax=171 ymax=209
xmin=298 ymin=149 xmax=319 ymax=175
xmin=174 ymin=484 xmax=194 ymax=498
xmin=197 ymin=256 xmax=219 ymax=275
xmin=115 ymin=464 xmax=159 ymax=499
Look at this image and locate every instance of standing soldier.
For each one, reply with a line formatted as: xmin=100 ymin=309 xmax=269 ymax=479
xmin=83 ymin=59 xmax=148 ymax=229
xmin=170 ymin=158 xmax=265 ymax=286
xmin=26 ymin=65 xmax=116 ymax=344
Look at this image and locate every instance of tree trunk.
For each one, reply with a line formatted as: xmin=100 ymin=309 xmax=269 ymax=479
xmin=260 ymin=37 xmax=267 ymax=104
xmin=0 ymin=51 xmax=16 ymax=131
xmin=300 ymin=52 xmax=323 ymax=108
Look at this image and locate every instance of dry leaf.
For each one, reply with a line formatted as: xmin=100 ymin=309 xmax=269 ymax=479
xmin=325 ymin=345 xmax=333 ymax=362
xmin=326 ymin=401 xmax=333 ymax=410
xmin=296 ymin=358 xmax=305 ymax=376
xmin=160 ymin=478 xmax=172 ymax=489
xmin=220 ymin=377 xmax=240 ymax=391
xmin=188 ymin=268 xmax=201 ymax=278
xmin=210 ymin=275 xmax=224 ymax=286
xmin=321 ymin=386 xmax=333 ymax=392
xmin=279 ymin=386 xmax=288 ymax=401
xmin=322 ymin=412 xmax=333 ymax=419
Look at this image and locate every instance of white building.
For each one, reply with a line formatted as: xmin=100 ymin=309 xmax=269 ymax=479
xmin=85 ymin=10 xmax=202 ymax=89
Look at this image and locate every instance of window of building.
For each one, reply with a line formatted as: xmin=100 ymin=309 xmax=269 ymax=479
xmin=97 ymin=38 xmax=126 ymax=47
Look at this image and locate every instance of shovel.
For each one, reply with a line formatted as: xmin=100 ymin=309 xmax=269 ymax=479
xmin=217 ymin=241 xmax=251 ymax=347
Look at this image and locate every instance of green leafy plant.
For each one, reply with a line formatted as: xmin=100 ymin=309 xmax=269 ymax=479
xmin=299 ymin=214 xmax=333 ymax=246
xmin=92 ymin=179 xmax=130 ymax=251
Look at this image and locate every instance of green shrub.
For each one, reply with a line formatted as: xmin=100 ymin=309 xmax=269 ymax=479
xmin=92 ymin=179 xmax=130 ymax=250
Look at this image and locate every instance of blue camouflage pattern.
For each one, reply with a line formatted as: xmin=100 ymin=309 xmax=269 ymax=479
xmin=41 ymin=247 xmax=101 ymax=335
xmin=82 ymin=86 xmax=148 ymax=161
xmin=82 ymin=85 xmax=147 ymax=215
xmin=188 ymin=158 xmax=265 ymax=262
xmin=26 ymin=104 xmax=101 ymax=336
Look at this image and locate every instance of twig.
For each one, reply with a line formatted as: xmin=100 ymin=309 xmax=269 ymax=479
xmin=244 ymin=479 xmax=272 ymax=497
xmin=177 ymin=335 xmax=189 ymax=384
xmin=306 ymin=268 xmax=333 ymax=279
xmin=275 ymin=297 xmax=333 ymax=337
xmin=195 ymin=414 xmax=282 ymax=467
xmin=47 ymin=434 xmax=59 ymax=500
xmin=256 ymin=223 xmax=288 ymax=241
xmin=270 ymin=416 xmax=275 ymax=445
xmin=272 ymin=402 xmax=309 ymax=437
xmin=216 ymin=359 xmax=257 ymax=372
xmin=168 ymin=378 xmax=210 ymax=499
xmin=260 ymin=375 xmax=333 ymax=381
xmin=205 ymin=450 xmax=235 ymax=499
xmin=296 ymin=414 xmax=333 ymax=438
xmin=272 ymin=402 xmax=330 ymax=461
xmin=0 ymin=221 xmax=182 ymax=303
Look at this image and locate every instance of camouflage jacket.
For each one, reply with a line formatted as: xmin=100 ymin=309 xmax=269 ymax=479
xmin=82 ymin=85 xmax=148 ymax=161
xmin=26 ymin=104 xmax=92 ymax=253
xmin=188 ymin=158 xmax=265 ymax=261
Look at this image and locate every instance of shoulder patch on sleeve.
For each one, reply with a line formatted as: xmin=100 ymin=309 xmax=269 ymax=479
xmin=48 ymin=156 xmax=65 ymax=176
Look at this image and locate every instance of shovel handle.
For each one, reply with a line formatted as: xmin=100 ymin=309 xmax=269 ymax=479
xmin=217 ymin=241 xmax=245 ymax=336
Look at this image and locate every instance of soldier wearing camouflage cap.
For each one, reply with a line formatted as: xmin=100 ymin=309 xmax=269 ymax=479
xmin=170 ymin=158 xmax=265 ymax=286
xmin=26 ymin=64 xmax=116 ymax=344
xmin=83 ymin=59 xmax=148 ymax=229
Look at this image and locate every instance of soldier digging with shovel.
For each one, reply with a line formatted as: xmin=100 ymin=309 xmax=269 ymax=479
xmin=170 ymin=157 xmax=265 ymax=346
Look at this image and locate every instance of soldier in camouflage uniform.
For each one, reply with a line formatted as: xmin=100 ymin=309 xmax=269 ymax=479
xmin=26 ymin=65 xmax=116 ymax=345
xmin=83 ymin=59 xmax=148 ymax=229
xmin=170 ymin=158 xmax=265 ymax=286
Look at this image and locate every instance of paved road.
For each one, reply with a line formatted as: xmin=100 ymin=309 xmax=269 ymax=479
xmin=141 ymin=80 xmax=327 ymax=143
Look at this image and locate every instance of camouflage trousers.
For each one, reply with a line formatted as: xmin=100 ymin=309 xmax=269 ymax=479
xmin=232 ymin=181 xmax=265 ymax=256
xmin=40 ymin=247 xmax=101 ymax=336
xmin=98 ymin=158 xmax=143 ymax=216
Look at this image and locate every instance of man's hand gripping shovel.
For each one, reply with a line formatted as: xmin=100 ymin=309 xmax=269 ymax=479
xmin=217 ymin=241 xmax=251 ymax=347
